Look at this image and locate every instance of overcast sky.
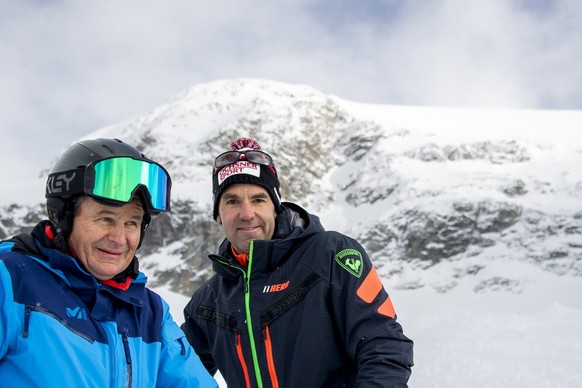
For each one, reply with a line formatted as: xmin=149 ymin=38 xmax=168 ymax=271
xmin=1 ymin=0 xmax=581 ymax=184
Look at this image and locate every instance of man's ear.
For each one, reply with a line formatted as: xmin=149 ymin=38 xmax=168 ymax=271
xmin=216 ymin=215 xmax=222 ymax=225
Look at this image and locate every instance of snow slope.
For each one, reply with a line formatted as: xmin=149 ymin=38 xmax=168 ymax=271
xmin=2 ymin=79 xmax=581 ymax=387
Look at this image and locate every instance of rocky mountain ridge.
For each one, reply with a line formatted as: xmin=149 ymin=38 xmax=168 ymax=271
xmin=1 ymin=78 xmax=581 ymax=297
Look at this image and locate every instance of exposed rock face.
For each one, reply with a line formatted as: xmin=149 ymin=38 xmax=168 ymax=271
xmin=1 ymin=79 xmax=581 ymax=297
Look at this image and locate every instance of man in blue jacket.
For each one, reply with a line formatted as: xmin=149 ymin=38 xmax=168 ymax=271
xmin=0 ymin=138 xmax=217 ymax=387
xmin=182 ymin=137 xmax=414 ymax=387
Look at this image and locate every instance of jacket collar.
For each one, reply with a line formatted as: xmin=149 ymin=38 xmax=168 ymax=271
xmin=9 ymin=220 xmax=146 ymax=307
xmin=210 ymin=202 xmax=324 ymax=277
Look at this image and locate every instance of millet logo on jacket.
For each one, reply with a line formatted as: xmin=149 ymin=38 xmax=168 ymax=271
xmin=66 ymin=306 xmax=88 ymax=320
xmin=335 ymin=249 xmax=364 ymax=278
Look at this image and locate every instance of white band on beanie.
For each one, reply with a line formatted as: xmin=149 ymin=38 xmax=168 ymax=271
xmin=217 ymin=161 xmax=261 ymax=185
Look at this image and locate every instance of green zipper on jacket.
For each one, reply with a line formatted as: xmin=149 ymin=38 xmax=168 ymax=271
xmin=246 ymin=241 xmax=264 ymax=388
xmin=214 ymin=242 xmax=264 ymax=387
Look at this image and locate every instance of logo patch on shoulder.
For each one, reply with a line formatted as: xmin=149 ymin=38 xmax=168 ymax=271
xmin=335 ymin=249 xmax=364 ymax=278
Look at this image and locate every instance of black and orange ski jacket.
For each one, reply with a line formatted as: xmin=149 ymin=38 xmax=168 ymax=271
xmin=182 ymin=202 xmax=414 ymax=387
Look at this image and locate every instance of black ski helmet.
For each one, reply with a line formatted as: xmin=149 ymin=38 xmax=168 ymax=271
xmin=45 ymin=138 xmax=172 ymax=247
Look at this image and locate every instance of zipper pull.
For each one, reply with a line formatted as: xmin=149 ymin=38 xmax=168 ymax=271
xmin=23 ymin=305 xmax=32 ymax=338
xmin=177 ymin=337 xmax=187 ymax=355
xmin=122 ymin=333 xmax=133 ymax=387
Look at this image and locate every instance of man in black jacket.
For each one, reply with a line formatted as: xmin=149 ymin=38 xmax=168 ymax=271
xmin=182 ymin=137 xmax=413 ymax=387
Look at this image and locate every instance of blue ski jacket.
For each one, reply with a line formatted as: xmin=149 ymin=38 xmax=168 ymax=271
xmin=182 ymin=202 xmax=414 ymax=387
xmin=0 ymin=221 xmax=217 ymax=388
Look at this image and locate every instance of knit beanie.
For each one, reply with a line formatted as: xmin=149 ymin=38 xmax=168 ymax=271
xmin=212 ymin=138 xmax=281 ymax=220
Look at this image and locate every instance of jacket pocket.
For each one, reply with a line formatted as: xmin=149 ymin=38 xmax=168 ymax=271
xmin=23 ymin=304 xmax=95 ymax=343
xmin=262 ymin=325 xmax=279 ymax=388
xmin=234 ymin=330 xmax=252 ymax=388
xmin=260 ymin=272 xmax=322 ymax=327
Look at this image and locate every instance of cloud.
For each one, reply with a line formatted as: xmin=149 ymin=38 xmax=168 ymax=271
xmin=0 ymin=0 xmax=581 ymax=183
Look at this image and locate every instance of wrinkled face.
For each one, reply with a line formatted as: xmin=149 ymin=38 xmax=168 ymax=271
xmin=216 ymin=183 xmax=277 ymax=253
xmin=68 ymin=197 xmax=143 ymax=280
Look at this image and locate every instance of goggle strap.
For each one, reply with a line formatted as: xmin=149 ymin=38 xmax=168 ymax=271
xmin=46 ymin=158 xmax=171 ymax=213
xmin=46 ymin=168 xmax=86 ymax=199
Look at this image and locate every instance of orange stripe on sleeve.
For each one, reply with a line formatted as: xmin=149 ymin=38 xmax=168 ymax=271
xmin=356 ymin=266 xmax=383 ymax=303
xmin=377 ymin=296 xmax=396 ymax=318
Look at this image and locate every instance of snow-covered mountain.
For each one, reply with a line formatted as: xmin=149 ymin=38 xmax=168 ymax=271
xmin=1 ymin=78 xmax=582 ymax=387
xmin=4 ymin=78 xmax=581 ymax=295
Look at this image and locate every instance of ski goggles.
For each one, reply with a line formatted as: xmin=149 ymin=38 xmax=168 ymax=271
xmin=47 ymin=156 xmax=171 ymax=213
xmin=88 ymin=157 xmax=171 ymax=212
xmin=213 ymin=150 xmax=275 ymax=170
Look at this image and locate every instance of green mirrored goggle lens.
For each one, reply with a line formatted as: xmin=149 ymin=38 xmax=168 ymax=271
xmin=90 ymin=157 xmax=170 ymax=212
